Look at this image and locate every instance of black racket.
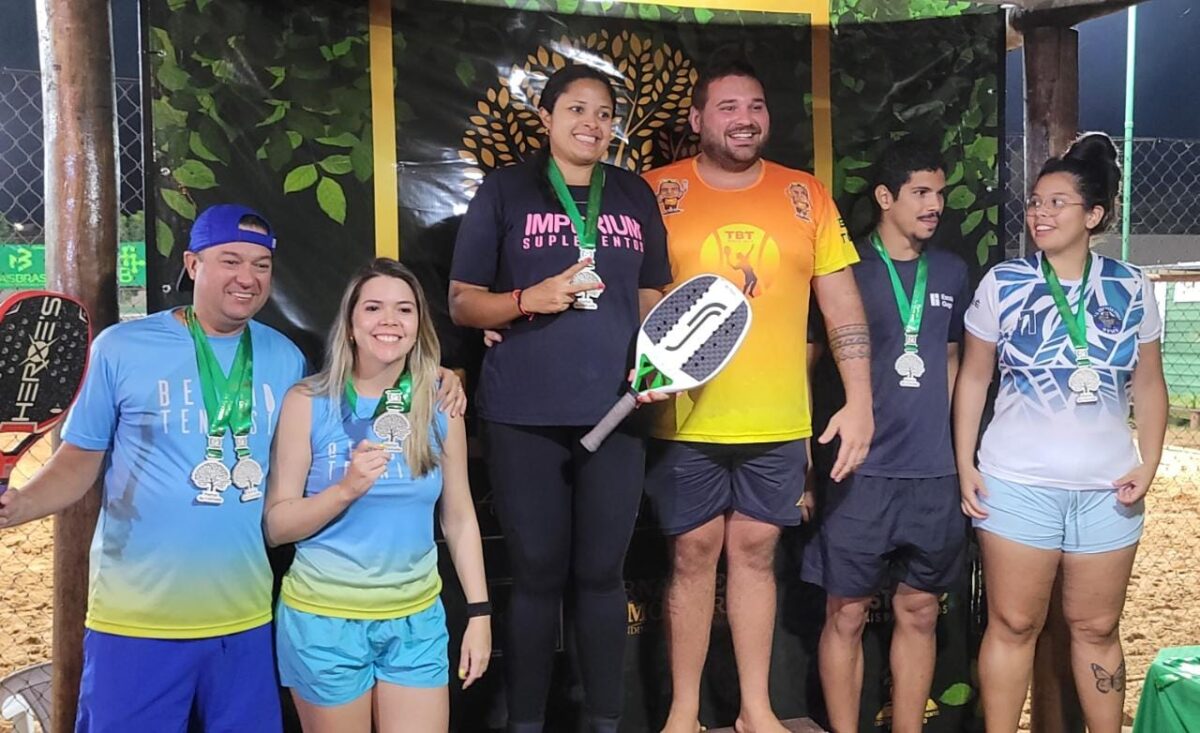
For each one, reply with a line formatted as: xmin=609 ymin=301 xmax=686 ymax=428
xmin=0 ymin=291 xmax=92 ymax=495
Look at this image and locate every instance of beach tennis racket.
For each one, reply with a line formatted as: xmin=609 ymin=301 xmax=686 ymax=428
xmin=0 ymin=291 xmax=92 ymax=495
xmin=580 ymin=274 xmax=751 ymax=452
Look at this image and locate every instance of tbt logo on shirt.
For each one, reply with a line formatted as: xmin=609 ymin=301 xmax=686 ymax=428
xmin=699 ymin=224 xmax=779 ymax=298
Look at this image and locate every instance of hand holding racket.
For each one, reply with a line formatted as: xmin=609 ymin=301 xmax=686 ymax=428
xmin=580 ymin=274 xmax=751 ymax=452
xmin=0 ymin=291 xmax=92 ymax=504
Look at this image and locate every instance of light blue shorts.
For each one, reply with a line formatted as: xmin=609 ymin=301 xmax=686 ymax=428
xmin=973 ymin=474 xmax=1143 ymax=554
xmin=276 ymin=599 xmax=449 ymax=707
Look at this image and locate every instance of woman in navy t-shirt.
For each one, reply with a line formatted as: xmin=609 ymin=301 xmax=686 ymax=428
xmin=449 ymin=64 xmax=671 ymax=733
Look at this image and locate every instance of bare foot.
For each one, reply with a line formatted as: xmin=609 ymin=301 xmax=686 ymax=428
xmin=733 ymin=710 xmax=791 ymax=733
xmin=661 ymin=708 xmax=706 ymax=733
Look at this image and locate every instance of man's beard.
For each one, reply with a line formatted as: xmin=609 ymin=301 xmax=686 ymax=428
xmin=699 ymin=127 xmax=766 ymax=172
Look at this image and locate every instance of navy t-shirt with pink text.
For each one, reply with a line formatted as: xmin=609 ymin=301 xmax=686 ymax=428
xmin=451 ymin=159 xmax=671 ymax=425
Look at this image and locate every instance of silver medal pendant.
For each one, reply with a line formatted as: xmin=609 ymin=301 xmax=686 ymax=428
xmin=231 ymin=458 xmax=264 ymax=502
xmin=191 ymin=459 xmax=232 ymax=505
xmin=1069 ymin=365 xmax=1101 ymax=404
xmin=571 ymin=266 xmax=603 ymax=310
xmin=894 ymin=351 xmax=926 ymax=388
xmin=373 ymin=410 xmax=412 ymax=453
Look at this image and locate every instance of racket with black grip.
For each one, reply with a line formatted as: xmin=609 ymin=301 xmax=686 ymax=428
xmin=0 ymin=291 xmax=92 ymax=495
xmin=580 ymin=274 xmax=751 ymax=452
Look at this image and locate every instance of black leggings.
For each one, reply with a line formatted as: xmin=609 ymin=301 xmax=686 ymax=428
xmin=482 ymin=421 xmax=645 ymax=730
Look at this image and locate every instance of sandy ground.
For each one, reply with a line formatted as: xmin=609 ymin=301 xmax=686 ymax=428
xmin=0 ymin=436 xmax=54 ymax=733
xmin=1097 ymin=444 xmax=1199 ymax=726
xmin=1009 ymin=444 xmax=1200 ymax=731
xmin=2 ymin=438 xmax=1198 ymax=732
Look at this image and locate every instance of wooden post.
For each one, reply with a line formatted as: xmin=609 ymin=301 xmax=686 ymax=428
xmin=35 ymin=0 xmax=118 ymax=730
xmin=1022 ymin=24 xmax=1085 ymax=733
xmin=1023 ymin=26 xmax=1079 ymax=198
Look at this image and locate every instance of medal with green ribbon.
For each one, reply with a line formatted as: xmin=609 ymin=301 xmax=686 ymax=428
xmin=345 ymin=369 xmax=413 ymax=453
xmin=1041 ymin=253 xmax=1100 ymax=404
xmin=871 ymin=232 xmax=929 ymax=388
xmin=547 ymin=157 xmax=605 ymax=310
xmin=183 ymin=307 xmax=261 ymax=505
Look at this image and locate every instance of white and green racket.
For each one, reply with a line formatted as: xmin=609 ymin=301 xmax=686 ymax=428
xmin=581 ymin=274 xmax=751 ymax=452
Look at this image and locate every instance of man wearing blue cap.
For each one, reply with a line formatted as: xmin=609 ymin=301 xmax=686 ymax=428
xmin=2 ymin=205 xmax=466 ymax=731
xmin=1 ymin=204 xmax=301 ymax=731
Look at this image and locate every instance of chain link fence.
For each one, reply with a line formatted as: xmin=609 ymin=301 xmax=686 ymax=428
xmin=0 ymin=67 xmax=143 ymax=241
xmin=1003 ymin=135 xmax=1200 ymax=257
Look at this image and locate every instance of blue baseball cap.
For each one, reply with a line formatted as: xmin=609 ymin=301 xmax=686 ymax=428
xmin=177 ymin=204 xmax=276 ymax=291
xmin=188 ymin=204 xmax=276 ymax=253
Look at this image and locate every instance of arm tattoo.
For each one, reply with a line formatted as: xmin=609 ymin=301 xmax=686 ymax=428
xmin=1091 ymin=662 xmax=1126 ymax=694
xmin=828 ymin=324 xmax=870 ymax=363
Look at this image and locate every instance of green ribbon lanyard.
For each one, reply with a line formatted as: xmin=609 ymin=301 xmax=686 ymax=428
xmin=870 ymin=232 xmax=928 ymax=352
xmin=1041 ymin=253 xmax=1093 ymax=366
xmin=345 ymin=370 xmax=413 ymax=419
xmin=547 ymin=158 xmax=605 ymax=253
xmin=184 ymin=307 xmax=254 ymax=461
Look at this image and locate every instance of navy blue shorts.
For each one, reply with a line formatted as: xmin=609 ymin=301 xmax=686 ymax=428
xmin=645 ymin=438 xmax=808 ymax=535
xmin=75 ymin=625 xmax=282 ymax=733
xmin=802 ymin=473 xmax=967 ymax=598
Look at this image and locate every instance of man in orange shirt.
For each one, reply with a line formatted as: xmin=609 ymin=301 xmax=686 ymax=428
xmin=643 ymin=55 xmax=874 ymax=733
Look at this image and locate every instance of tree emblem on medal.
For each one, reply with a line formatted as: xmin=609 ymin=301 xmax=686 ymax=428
xmin=191 ymin=459 xmax=231 ymax=505
xmin=232 ymin=458 xmax=264 ymax=502
xmin=894 ymin=352 xmax=925 ymax=388
xmin=571 ymin=267 xmax=603 ymax=310
xmin=1069 ymin=366 xmax=1101 ymax=404
xmin=374 ymin=412 xmax=412 ymax=453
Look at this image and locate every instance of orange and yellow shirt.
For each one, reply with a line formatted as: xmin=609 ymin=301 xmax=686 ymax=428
xmin=643 ymin=157 xmax=857 ymax=444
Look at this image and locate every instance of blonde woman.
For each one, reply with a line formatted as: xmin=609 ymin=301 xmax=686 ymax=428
xmin=266 ymin=258 xmax=490 ymax=732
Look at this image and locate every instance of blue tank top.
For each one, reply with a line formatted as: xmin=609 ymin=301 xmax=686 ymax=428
xmin=280 ymin=393 xmax=446 ymax=619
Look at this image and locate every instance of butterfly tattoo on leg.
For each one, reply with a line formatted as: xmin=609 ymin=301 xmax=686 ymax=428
xmin=1091 ymin=661 xmax=1126 ymax=694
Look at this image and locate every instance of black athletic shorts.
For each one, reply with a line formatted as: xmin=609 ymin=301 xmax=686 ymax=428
xmin=644 ymin=438 xmax=808 ymax=535
xmin=802 ymin=473 xmax=967 ymax=598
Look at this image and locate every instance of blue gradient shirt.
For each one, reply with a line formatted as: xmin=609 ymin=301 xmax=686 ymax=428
xmin=965 ymin=253 xmax=1161 ymax=489
xmin=62 ymin=310 xmax=305 ymax=638
xmin=280 ymin=394 xmax=447 ymax=619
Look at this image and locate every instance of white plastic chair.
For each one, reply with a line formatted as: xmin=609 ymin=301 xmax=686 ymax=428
xmin=0 ymin=662 xmax=51 ymax=733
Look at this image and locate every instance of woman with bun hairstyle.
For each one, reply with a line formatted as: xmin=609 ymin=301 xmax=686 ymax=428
xmin=953 ymin=132 xmax=1167 ymax=733
xmin=448 ymin=63 xmax=671 ymax=733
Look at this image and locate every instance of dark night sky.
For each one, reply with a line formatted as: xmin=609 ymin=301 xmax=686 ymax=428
xmin=1004 ymin=0 xmax=1200 ymax=139
xmin=1 ymin=0 xmax=141 ymax=79
xmin=2 ymin=0 xmax=1198 ymax=138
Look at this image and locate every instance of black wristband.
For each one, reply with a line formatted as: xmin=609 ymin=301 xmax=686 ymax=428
xmin=466 ymin=601 xmax=492 ymax=618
